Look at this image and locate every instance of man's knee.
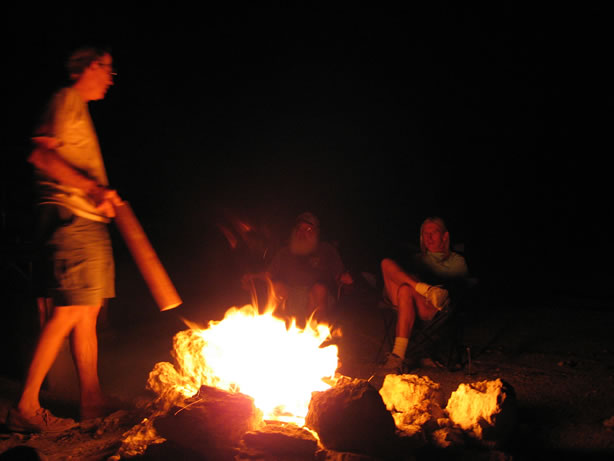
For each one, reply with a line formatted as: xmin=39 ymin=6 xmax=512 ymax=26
xmin=310 ymin=283 xmax=329 ymax=299
xmin=397 ymin=283 xmax=416 ymax=303
xmin=381 ymin=258 xmax=395 ymax=276
xmin=273 ymin=281 xmax=288 ymax=300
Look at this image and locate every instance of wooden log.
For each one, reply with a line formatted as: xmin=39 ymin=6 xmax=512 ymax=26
xmin=238 ymin=422 xmax=318 ymax=460
xmin=113 ymin=201 xmax=182 ymax=311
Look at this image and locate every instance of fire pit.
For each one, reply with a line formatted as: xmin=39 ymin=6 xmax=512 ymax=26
xmin=114 ymin=302 xmax=516 ymax=460
xmin=147 ymin=304 xmax=339 ymax=426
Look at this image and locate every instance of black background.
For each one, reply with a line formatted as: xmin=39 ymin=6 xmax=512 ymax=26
xmin=2 ymin=5 xmax=611 ymax=323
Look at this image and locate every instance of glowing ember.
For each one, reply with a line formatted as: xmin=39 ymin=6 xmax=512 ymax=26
xmin=148 ymin=304 xmax=339 ymax=426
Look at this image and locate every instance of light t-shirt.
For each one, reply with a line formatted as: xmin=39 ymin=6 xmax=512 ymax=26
xmin=34 ymin=87 xmax=110 ymax=222
xmin=418 ymin=251 xmax=469 ymax=280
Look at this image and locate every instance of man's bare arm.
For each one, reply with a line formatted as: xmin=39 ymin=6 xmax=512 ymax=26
xmin=29 ymin=138 xmax=100 ymax=197
xmin=29 ymin=137 xmax=122 ymax=216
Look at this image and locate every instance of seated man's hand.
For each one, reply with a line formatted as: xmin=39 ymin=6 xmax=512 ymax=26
xmin=339 ymin=271 xmax=354 ymax=285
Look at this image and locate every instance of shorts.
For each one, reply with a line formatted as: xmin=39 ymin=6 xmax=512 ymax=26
xmin=39 ymin=205 xmax=115 ymax=307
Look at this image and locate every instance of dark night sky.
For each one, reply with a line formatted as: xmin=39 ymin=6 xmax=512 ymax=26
xmin=2 ymin=5 xmax=611 ymax=312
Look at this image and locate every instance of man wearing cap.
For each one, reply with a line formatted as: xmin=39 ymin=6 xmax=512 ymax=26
xmin=267 ymin=212 xmax=353 ymax=325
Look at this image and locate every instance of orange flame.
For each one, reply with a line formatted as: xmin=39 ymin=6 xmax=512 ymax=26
xmin=148 ymin=303 xmax=339 ymax=426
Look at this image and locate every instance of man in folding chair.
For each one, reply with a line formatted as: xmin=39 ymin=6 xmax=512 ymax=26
xmin=372 ymin=217 xmax=470 ymax=384
xmin=266 ymin=212 xmax=353 ymax=327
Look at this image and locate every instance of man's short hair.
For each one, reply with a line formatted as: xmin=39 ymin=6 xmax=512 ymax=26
xmin=66 ymin=47 xmax=110 ymax=81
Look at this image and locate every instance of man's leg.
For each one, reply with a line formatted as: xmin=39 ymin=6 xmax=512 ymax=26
xmin=381 ymin=258 xmax=419 ymax=354
xmin=381 ymin=259 xmax=438 ymax=359
xmin=69 ymin=305 xmax=105 ymax=416
xmin=309 ymin=282 xmax=329 ymax=322
xmin=18 ymin=306 xmax=87 ymax=415
xmin=381 ymin=258 xmax=449 ymax=310
xmin=381 ymin=258 xmax=420 ymax=300
xmin=272 ymin=281 xmax=288 ymax=312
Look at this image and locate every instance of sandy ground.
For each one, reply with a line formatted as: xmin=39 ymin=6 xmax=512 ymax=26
xmin=1 ymin=282 xmax=613 ymax=460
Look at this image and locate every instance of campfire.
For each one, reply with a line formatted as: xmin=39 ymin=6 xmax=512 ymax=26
xmin=147 ymin=303 xmax=339 ymax=427
xmin=116 ymin=295 xmax=517 ymax=460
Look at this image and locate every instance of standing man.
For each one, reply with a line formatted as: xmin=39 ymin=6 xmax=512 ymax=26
xmin=8 ymin=47 xmax=121 ymax=433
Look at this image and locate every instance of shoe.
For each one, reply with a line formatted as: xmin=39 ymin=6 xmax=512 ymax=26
xmin=382 ymin=353 xmax=405 ymax=374
xmin=424 ymin=285 xmax=450 ymax=311
xmin=369 ymin=353 xmax=405 ymax=390
xmin=7 ymin=407 xmax=78 ymax=433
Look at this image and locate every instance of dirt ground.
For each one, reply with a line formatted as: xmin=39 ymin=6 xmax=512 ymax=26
xmin=1 ymin=282 xmax=613 ymax=460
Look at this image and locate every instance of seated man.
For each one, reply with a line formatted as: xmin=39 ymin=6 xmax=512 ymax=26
xmin=266 ymin=212 xmax=353 ymax=326
xmin=377 ymin=216 xmax=471 ymax=376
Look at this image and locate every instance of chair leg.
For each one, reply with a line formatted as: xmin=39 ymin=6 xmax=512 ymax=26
xmin=444 ymin=315 xmax=467 ymax=371
xmin=375 ymin=307 xmax=396 ymax=363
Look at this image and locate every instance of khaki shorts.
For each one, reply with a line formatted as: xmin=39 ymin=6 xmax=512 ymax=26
xmin=41 ymin=206 xmax=115 ymax=307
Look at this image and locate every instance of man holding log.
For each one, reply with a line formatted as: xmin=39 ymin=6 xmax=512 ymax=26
xmin=8 ymin=47 xmax=122 ymax=432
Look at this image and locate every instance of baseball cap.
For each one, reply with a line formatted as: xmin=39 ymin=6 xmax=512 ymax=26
xmin=295 ymin=212 xmax=320 ymax=228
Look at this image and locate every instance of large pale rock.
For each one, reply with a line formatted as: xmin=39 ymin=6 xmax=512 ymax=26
xmin=379 ymin=374 xmax=444 ymax=438
xmin=306 ymin=378 xmax=396 ymax=457
xmin=446 ymin=378 xmax=517 ymax=443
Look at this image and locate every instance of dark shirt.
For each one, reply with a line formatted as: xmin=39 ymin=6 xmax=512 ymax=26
xmin=268 ymin=242 xmax=344 ymax=290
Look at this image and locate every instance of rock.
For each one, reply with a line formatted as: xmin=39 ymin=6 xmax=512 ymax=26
xmin=379 ymin=374 xmax=444 ymax=439
xmin=446 ymin=378 xmax=517 ymax=444
xmin=378 ymin=374 xmax=462 ymax=449
xmin=154 ymin=385 xmax=263 ymax=459
xmin=379 ymin=374 xmax=442 ymax=414
xmin=306 ymin=378 xmax=396 ymax=457
xmin=430 ymin=427 xmax=466 ymax=448
xmin=0 ymin=446 xmax=45 ymax=461
xmin=315 ymin=448 xmax=395 ymax=460
xmin=237 ymin=422 xmax=318 ymax=459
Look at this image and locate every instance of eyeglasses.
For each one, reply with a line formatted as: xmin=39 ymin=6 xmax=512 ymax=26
xmin=96 ymin=61 xmax=117 ymax=76
xmin=296 ymin=223 xmax=316 ymax=233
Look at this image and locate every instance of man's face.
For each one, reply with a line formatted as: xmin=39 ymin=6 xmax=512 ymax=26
xmin=422 ymin=222 xmax=448 ymax=253
xmin=85 ymin=53 xmax=115 ymax=100
xmin=289 ymin=221 xmax=319 ymax=256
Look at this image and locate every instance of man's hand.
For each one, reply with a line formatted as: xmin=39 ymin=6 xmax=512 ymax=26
xmin=89 ymin=185 xmax=123 ymax=218
xmin=339 ymin=271 xmax=354 ymax=285
xmin=32 ymin=136 xmax=63 ymax=150
xmin=28 ymin=145 xmax=122 ymax=217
